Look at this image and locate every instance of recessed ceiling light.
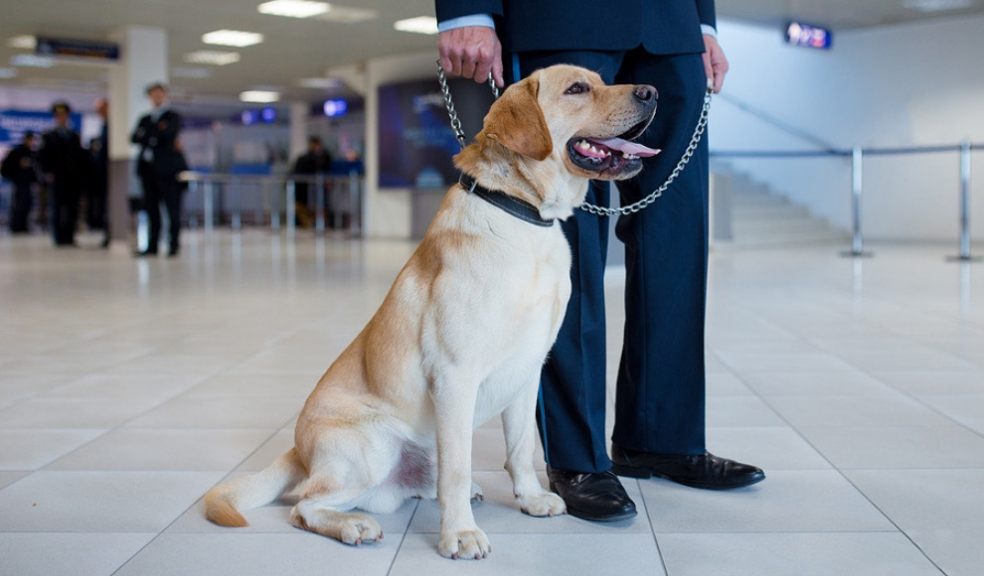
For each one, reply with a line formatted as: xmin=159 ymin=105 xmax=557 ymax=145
xmin=258 ymin=0 xmax=329 ymax=18
xmin=393 ymin=16 xmax=439 ymax=35
xmin=202 ymin=30 xmax=264 ymax=47
xmin=240 ymin=90 xmax=280 ymax=103
xmin=11 ymin=54 xmax=55 ymax=68
xmin=172 ymin=66 xmax=212 ymax=79
xmin=7 ymin=35 xmax=37 ymax=49
xmin=298 ymin=77 xmax=341 ymax=89
xmin=904 ymin=0 xmax=973 ymax=11
xmin=315 ymin=5 xmax=378 ymax=23
xmin=185 ymin=50 xmax=241 ymax=66
xmin=0 ymin=67 xmax=18 ymax=79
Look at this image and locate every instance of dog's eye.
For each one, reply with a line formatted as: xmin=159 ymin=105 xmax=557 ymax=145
xmin=564 ymin=82 xmax=589 ymax=95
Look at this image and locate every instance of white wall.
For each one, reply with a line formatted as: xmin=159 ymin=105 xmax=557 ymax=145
xmin=364 ymin=51 xmax=437 ymax=239
xmin=712 ymin=15 xmax=984 ymax=241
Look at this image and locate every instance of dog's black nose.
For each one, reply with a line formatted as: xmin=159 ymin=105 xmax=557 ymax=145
xmin=634 ymin=85 xmax=657 ymax=103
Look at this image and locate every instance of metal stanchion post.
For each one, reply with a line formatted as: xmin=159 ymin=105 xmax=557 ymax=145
xmin=231 ymin=181 xmax=242 ymax=231
xmin=270 ymin=180 xmax=280 ymax=232
xmin=948 ymin=141 xmax=981 ymax=262
xmin=286 ymin=179 xmax=296 ymax=239
xmin=203 ymin=180 xmax=214 ymax=238
xmin=841 ymin=146 xmax=873 ymax=258
xmin=315 ymin=174 xmax=326 ymax=234
xmin=349 ymin=172 xmax=359 ymax=236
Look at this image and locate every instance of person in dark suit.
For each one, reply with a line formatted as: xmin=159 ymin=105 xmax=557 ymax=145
xmin=1 ymin=131 xmax=40 ymax=234
xmin=436 ymin=0 xmax=764 ymax=522
xmin=40 ymin=102 xmax=87 ymax=247
xmin=131 ymin=82 xmax=183 ymax=257
xmin=291 ymin=136 xmax=333 ymax=228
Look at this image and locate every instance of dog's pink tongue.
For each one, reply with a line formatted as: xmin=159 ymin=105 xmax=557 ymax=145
xmin=595 ymin=138 xmax=660 ymax=157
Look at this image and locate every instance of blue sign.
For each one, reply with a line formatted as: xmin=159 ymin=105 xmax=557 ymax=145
xmin=0 ymin=109 xmax=83 ymax=147
xmin=785 ymin=21 xmax=833 ymax=50
xmin=36 ymin=36 xmax=120 ymax=61
xmin=323 ymin=99 xmax=348 ymax=117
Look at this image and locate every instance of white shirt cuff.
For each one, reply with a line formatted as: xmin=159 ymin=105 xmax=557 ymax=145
xmin=438 ymin=14 xmax=496 ymax=32
xmin=701 ymin=24 xmax=717 ymax=38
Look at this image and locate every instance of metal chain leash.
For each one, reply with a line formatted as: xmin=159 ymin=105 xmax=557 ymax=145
xmin=437 ymin=61 xmax=712 ymax=217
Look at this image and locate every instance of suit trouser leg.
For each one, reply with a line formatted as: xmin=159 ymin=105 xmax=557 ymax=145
xmin=142 ymin=176 xmax=162 ymax=252
xmin=163 ymin=180 xmax=182 ymax=251
xmin=612 ymin=50 xmax=708 ymax=455
xmin=510 ymin=50 xmax=624 ymax=473
xmin=11 ymin=183 xmax=32 ymax=232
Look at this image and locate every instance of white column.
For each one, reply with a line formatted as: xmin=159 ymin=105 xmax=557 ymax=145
xmin=288 ymin=102 xmax=309 ymax=162
xmin=106 ymin=26 xmax=168 ymax=244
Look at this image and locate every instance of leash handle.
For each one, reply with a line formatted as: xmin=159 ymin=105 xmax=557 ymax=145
xmin=437 ymin=61 xmax=499 ymax=150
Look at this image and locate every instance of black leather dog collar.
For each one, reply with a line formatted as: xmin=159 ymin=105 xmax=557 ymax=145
xmin=459 ymin=173 xmax=554 ymax=228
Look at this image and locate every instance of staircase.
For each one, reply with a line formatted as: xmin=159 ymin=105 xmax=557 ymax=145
xmin=712 ymin=167 xmax=846 ymax=247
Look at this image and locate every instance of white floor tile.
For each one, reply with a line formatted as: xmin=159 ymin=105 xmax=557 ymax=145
xmin=0 ymin=397 xmax=167 ymax=429
xmin=0 ymin=471 xmax=222 ymax=532
xmin=46 ymin=429 xmax=275 ymax=471
xmin=114 ymin=532 xmax=398 ymax=576
xmin=845 ymin=469 xmax=984 ymax=531
xmin=123 ymin=396 xmax=300 ymax=429
xmin=0 ymin=429 xmax=105 ymax=470
xmin=765 ymin=395 xmax=954 ymax=428
xmin=641 ymin=470 xmax=893 ymax=533
xmin=389 ymin=533 xmax=664 ymax=576
xmin=658 ymin=532 xmax=942 ymax=576
xmin=906 ymin=530 xmax=984 ymax=576
xmin=798 ymin=425 xmax=984 ymax=469
xmin=0 ymin=533 xmax=155 ymax=576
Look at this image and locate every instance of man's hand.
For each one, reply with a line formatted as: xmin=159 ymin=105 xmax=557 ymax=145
xmin=702 ymin=34 xmax=729 ymax=94
xmin=438 ymin=26 xmax=504 ymax=87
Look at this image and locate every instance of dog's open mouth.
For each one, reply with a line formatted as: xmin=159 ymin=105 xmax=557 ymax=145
xmin=567 ymin=121 xmax=660 ymax=175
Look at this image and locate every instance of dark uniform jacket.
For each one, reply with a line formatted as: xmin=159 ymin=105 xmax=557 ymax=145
xmin=435 ymin=0 xmax=716 ymax=55
xmin=131 ymin=108 xmax=183 ymax=179
xmin=40 ymin=128 xmax=87 ymax=186
xmin=1 ymin=143 xmax=39 ymax=187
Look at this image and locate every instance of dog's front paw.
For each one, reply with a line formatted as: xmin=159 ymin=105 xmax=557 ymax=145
xmin=518 ymin=491 xmax=566 ymax=517
xmin=470 ymin=482 xmax=484 ymax=503
xmin=438 ymin=527 xmax=492 ymax=560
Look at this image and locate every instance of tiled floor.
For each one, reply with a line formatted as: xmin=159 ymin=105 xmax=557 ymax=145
xmin=1 ymin=231 xmax=982 ymax=576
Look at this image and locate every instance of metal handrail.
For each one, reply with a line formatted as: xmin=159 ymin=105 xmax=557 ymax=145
xmin=177 ymin=171 xmax=364 ymax=239
xmin=710 ymin=142 xmax=980 ymax=261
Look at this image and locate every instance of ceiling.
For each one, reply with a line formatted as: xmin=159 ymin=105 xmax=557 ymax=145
xmin=1 ymin=0 xmax=983 ymax=107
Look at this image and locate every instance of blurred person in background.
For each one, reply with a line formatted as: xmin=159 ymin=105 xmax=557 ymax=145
xmin=88 ymin=98 xmax=111 ymax=248
xmin=131 ymin=82 xmax=183 ymax=257
xmin=291 ymin=136 xmax=332 ymax=228
xmin=1 ymin=130 xmax=40 ymax=234
xmin=40 ymin=101 xmax=87 ymax=247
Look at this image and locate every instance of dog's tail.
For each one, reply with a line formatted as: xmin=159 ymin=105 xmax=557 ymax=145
xmin=204 ymin=448 xmax=305 ymax=527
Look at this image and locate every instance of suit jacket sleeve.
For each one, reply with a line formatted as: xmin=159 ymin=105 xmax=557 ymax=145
xmin=131 ymin=115 xmax=149 ymax=146
xmin=696 ymin=0 xmax=717 ymax=28
xmin=434 ymin=0 xmax=503 ymax=22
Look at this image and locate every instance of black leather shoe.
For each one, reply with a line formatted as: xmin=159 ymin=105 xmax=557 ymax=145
xmin=167 ymin=246 xmax=179 ymax=258
xmin=612 ymin=445 xmax=765 ymax=490
xmin=547 ymin=466 xmax=637 ymax=522
xmin=134 ymin=250 xmax=157 ymax=258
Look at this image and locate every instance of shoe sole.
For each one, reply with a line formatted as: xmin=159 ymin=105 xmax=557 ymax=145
xmin=612 ymin=464 xmax=766 ymax=490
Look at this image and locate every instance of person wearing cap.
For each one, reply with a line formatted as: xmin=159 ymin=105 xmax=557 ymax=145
xmin=1 ymin=130 xmax=40 ymax=234
xmin=40 ymin=101 xmax=87 ymax=247
xmin=131 ymin=82 xmax=184 ymax=257
xmin=435 ymin=0 xmax=765 ymax=523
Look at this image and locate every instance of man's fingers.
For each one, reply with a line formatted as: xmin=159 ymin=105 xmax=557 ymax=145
xmin=702 ymin=52 xmax=714 ymax=89
xmin=491 ymin=54 xmax=505 ymax=87
xmin=461 ymin=57 xmax=478 ymax=80
xmin=439 ymin=53 xmax=454 ymax=75
xmin=473 ymin=58 xmax=493 ymax=84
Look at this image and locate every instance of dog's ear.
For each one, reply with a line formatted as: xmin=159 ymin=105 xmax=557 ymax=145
xmin=482 ymin=74 xmax=552 ymax=161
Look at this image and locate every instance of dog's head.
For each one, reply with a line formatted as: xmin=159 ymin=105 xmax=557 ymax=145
xmin=481 ymin=64 xmax=659 ymax=181
xmin=459 ymin=64 xmax=659 ymax=220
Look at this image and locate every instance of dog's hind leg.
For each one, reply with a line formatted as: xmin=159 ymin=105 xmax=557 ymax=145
xmin=290 ymin=491 xmax=384 ymax=546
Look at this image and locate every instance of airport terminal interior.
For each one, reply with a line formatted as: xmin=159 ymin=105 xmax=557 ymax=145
xmin=1 ymin=1 xmax=984 ymax=575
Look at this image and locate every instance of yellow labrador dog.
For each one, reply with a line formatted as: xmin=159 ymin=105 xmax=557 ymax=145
xmin=204 ymin=64 xmax=658 ymax=560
